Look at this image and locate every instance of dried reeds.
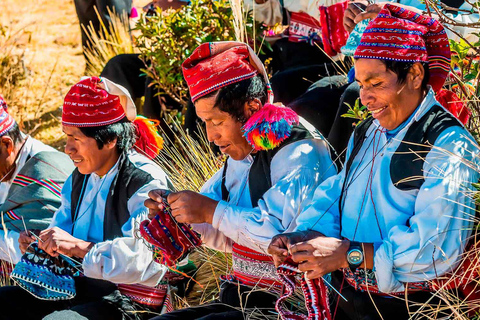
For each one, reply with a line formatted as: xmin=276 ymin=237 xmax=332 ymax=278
xmin=83 ymin=6 xmax=136 ymax=76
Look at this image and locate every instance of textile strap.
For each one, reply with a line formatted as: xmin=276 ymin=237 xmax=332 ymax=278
xmin=276 ymin=258 xmax=332 ymax=320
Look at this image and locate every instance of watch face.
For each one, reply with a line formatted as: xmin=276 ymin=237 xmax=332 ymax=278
xmin=347 ymin=249 xmax=363 ymax=265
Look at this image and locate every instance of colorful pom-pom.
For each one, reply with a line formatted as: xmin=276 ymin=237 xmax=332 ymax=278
xmin=133 ymin=116 xmax=164 ymax=159
xmin=242 ymin=103 xmax=299 ymax=151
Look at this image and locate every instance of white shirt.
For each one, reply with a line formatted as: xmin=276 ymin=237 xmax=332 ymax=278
xmin=193 ymin=119 xmax=338 ymax=254
xmin=0 ymin=136 xmax=57 ymax=263
xmin=295 ymin=89 xmax=480 ymax=293
xmin=50 ymin=150 xmax=170 ymax=287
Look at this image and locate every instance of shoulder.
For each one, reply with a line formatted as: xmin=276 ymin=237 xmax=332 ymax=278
xmin=29 ymin=137 xmax=57 ymax=154
xmin=20 ymin=151 xmax=75 ymax=179
xmin=124 ymin=150 xmax=170 ymax=189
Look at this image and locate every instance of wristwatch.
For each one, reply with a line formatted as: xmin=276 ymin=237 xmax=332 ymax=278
xmin=346 ymin=241 xmax=364 ymax=270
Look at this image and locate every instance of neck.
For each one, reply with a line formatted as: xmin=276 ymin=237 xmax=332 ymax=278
xmin=94 ymin=150 xmax=121 ymax=177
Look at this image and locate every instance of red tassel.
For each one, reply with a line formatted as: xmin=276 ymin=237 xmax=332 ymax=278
xmin=133 ymin=116 xmax=164 ymax=159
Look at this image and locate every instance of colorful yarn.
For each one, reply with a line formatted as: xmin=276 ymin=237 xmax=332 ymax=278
xmin=276 ymin=257 xmax=332 ymax=320
xmin=11 ymin=243 xmax=78 ymax=301
xmin=139 ymin=200 xmax=201 ymax=267
xmin=133 ymin=115 xmax=164 ymax=159
xmin=242 ymin=103 xmax=299 ymax=151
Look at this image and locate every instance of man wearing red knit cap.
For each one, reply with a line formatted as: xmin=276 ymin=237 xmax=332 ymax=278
xmin=269 ymin=4 xmax=479 ymax=319
xmin=145 ymin=41 xmax=337 ymax=320
xmin=0 ymin=77 xmax=171 ymax=319
xmin=0 ymin=95 xmax=74 ymax=265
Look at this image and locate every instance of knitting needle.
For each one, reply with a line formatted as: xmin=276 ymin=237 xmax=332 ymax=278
xmin=351 ymin=2 xmax=366 ymax=13
xmin=322 ymin=276 xmax=348 ymax=302
xmin=24 ymin=223 xmax=84 ymax=271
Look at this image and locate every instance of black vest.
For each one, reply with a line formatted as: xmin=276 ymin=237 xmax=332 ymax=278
xmin=339 ymin=105 xmax=462 ymax=216
xmin=70 ymin=153 xmax=155 ymax=241
xmin=221 ymin=124 xmax=337 ymax=206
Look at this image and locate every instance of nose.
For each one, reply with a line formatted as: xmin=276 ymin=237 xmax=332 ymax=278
xmin=64 ymin=140 xmax=76 ymax=155
xmin=359 ymin=87 xmax=374 ymax=108
xmin=206 ymin=125 xmax=221 ymax=143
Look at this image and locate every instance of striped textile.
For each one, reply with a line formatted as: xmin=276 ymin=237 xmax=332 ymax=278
xmin=276 ymin=258 xmax=331 ymax=320
xmin=117 ymin=283 xmax=171 ymax=309
xmin=12 ymin=174 xmax=62 ymax=198
xmin=228 ymin=243 xmax=283 ymax=291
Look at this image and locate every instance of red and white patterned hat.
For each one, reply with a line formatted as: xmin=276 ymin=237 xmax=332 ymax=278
xmin=0 ymin=95 xmax=15 ymax=136
xmin=182 ymin=41 xmax=273 ymax=103
xmin=62 ymin=77 xmax=136 ymax=127
xmin=354 ymin=4 xmax=451 ymax=92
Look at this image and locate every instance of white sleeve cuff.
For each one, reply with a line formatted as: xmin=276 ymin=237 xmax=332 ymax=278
xmin=374 ymin=241 xmax=405 ymax=293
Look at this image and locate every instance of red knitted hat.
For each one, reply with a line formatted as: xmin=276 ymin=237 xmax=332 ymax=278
xmin=0 ymin=95 xmax=15 ymax=136
xmin=182 ymin=41 xmax=273 ymax=103
xmin=354 ymin=4 xmax=451 ymax=92
xmin=62 ymin=77 xmax=136 ymax=127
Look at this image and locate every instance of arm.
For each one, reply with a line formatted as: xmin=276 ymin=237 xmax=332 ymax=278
xmin=374 ymin=127 xmax=479 ymax=293
xmin=213 ymin=138 xmax=337 ymax=253
xmin=82 ymin=179 xmax=170 ymax=286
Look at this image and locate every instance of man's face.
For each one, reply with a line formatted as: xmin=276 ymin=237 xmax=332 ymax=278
xmin=0 ymin=136 xmax=15 ymax=180
xmin=195 ymin=96 xmax=253 ymax=161
xmin=355 ymin=58 xmax=422 ymax=130
xmin=63 ymin=126 xmax=118 ymax=176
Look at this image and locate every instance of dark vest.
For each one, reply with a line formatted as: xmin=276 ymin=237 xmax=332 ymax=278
xmin=339 ymin=105 xmax=461 ymax=217
xmin=70 ymin=153 xmax=154 ymax=241
xmin=221 ymin=124 xmax=337 ymax=206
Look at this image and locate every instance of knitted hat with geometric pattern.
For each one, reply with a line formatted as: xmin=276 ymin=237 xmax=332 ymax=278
xmin=354 ymin=4 xmax=451 ymax=92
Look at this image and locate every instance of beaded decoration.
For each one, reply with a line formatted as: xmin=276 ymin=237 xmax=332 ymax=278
xmin=139 ymin=200 xmax=201 ymax=267
xmin=242 ymin=103 xmax=299 ymax=151
xmin=10 ymin=242 xmax=80 ymax=301
xmin=276 ymin=258 xmax=332 ymax=320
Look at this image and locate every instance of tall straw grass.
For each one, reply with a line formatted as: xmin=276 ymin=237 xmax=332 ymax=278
xmin=83 ymin=7 xmax=136 ymax=76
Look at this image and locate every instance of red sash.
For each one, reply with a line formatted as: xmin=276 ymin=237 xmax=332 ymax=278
xmin=228 ymin=243 xmax=283 ymax=290
xmin=117 ymin=283 xmax=172 ymax=310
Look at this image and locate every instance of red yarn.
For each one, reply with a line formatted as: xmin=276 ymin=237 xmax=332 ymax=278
xmin=133 ymin=116 xmax=164 ymax=159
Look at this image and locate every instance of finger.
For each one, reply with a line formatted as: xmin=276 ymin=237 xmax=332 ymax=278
xmin=272 ymin=254 xmax=288 ymax=268
xmin=166 ymin=191 xmax=181 ymax=204
xmin=148 ymin=209 xmax=159 ymax=220
xmin=289 ymin=241 xmax=312 ymax=254
xmin=268 ymin=246 xmax=288 ymax=257
xmin=348 ymin=3 xmax=363 ymax=15
xmin=291 ymin=251 xmax=315 ymax=263
xmin=148 ymin=189 xmax=169 ymax=202
xmin=144 ymin=198 xmax=165 ymax=211
xmin=354 ymin=11 xmax=377 ymax=23
xmin=305 ymin=269 xmax=323 ymax=280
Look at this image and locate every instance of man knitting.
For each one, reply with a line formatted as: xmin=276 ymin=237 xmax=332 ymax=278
xmin=144 ymin=41 xmax=338 ymax=319
xmin=0 ymin=95 xmax=74 ymax=264
xmin=269 ymin=5 xmax=480 ymax=319
xmin=0 ymin=77 xmax=171 ymax=320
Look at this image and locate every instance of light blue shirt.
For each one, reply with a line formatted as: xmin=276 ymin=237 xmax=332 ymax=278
xmin=295 ymin=89 xmax=480 ymax=293
xmin=50 ymin=150 xmax=170 ymax=286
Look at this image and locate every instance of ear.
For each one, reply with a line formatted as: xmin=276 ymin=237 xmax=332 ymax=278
xmin=243 ymin=98 xmax=262 ymax=120
xmin=1 ymin=136 xmax=14 ymax=154
xmin=408 ymin=62 xmax=425 ymax=90
xmin=104 ymin=137 xmax=118 ymax=150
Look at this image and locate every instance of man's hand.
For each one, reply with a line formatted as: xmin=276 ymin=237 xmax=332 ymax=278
xmin=290 ymin=236 xmax=350 ymax=280
xmin=145 ymin=189 xmax=170 ymax=220
xmin=268 ymin=231 xmax=322 ymax=267
xmin=145 ymin=189 xmax=218 ymax=224
xmin=38 ymin=227 xmax=94 ymax=258
xmin=18 ymin=230 xmax=37 ymax=254
xmin=343 ymin=1 xmax=368 ymax=33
